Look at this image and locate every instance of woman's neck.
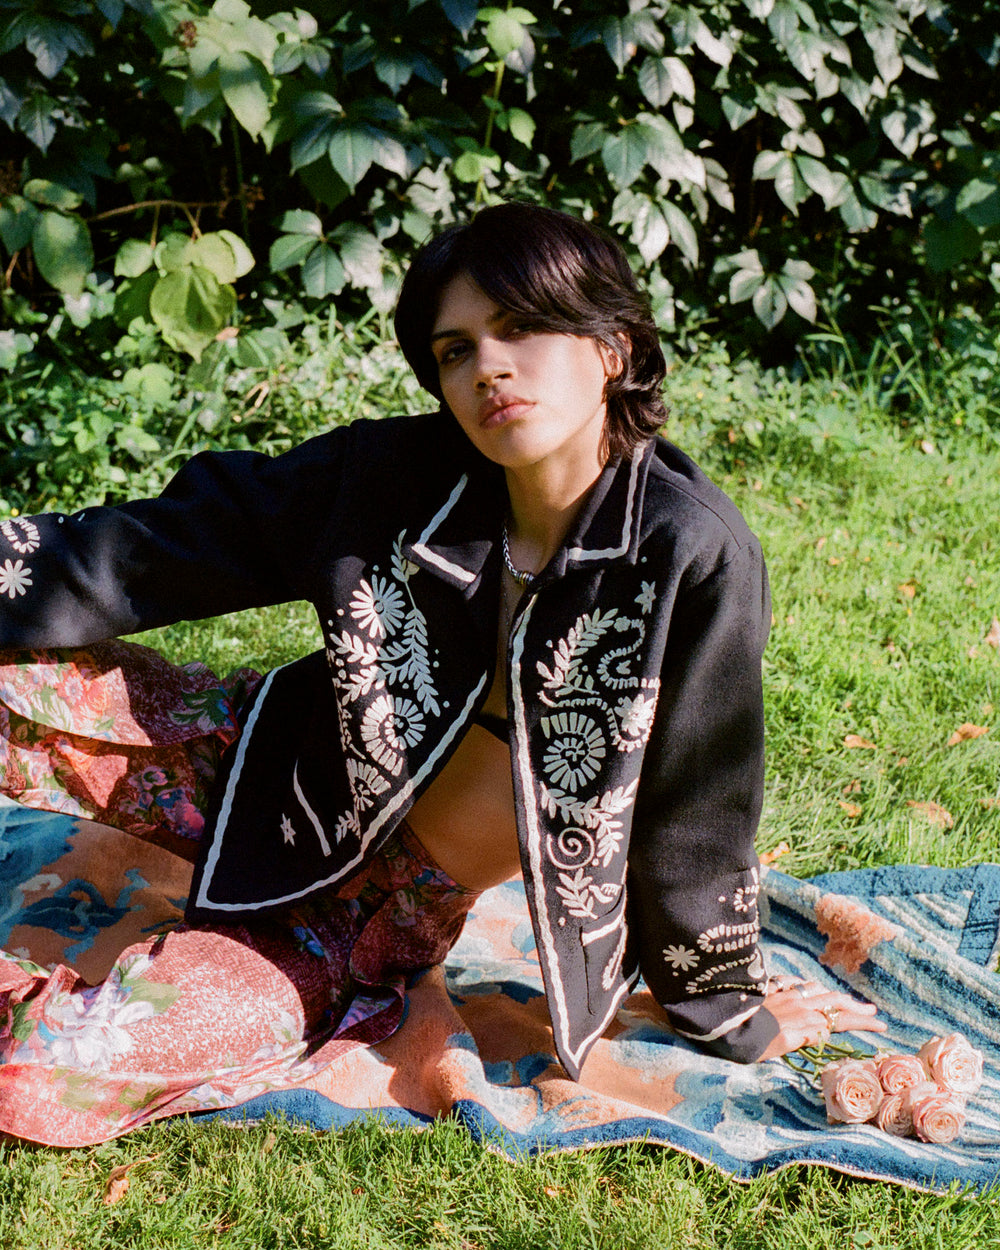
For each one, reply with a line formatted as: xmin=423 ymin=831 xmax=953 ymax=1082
xmin=503 ymin=452 xmax=605 ymax=577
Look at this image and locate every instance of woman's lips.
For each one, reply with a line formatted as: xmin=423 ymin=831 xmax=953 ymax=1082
xmin=479 ymin=397 xmax=534 ymax=429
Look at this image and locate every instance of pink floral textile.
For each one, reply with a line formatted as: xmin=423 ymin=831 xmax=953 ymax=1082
xmin=0 ymin=645 xmax=478 ymax=1146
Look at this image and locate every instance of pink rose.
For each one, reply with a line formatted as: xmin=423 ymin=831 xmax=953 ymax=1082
xmin=919 ymin=1033 xmax=984 ymax=1094
xmin=876 ymin=1053 xmax=927 ymax=1095
xmin=904 ymin=1082 xmax=967 ymax=1144
xmin=874 ymin=1092 xmax=913 ymax=1138
xmin=821 ymin=1058 xmax=884 ymax=1124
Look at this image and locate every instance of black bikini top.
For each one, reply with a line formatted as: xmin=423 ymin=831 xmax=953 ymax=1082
xmin=472 ymin=711 xmax=507 ymax=742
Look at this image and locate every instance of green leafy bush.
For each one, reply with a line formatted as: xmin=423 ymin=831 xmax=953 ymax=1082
xmin=1 ymin=0 xmax=999 ymax=482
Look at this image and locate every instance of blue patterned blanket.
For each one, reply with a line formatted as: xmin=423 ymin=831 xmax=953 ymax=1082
xmin=1 ymin=800 xmax=998 ymax=1191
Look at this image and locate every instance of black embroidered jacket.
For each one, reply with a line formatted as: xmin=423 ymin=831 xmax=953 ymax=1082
xmin=0 ymin=411 xmax=777 ymax=1076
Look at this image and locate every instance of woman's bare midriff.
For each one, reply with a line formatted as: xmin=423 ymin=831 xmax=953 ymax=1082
xmin=404 ymin=666 xmax=522 ymax=892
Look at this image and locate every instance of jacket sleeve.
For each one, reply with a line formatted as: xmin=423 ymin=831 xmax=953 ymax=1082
xmin=626 ymin=536 xmax=779 ymax=1062
xmin=0 ymin=428 xmax=351 ymax=648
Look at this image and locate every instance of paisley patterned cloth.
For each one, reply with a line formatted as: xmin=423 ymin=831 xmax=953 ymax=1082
xmin=0 ymin=646 xmax=479 ymax=1146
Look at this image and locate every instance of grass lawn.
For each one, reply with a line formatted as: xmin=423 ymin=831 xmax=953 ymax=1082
xmin=2 ymin=356 xmax=999 ymax=1247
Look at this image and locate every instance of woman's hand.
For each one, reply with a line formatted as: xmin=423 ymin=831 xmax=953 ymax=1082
xmin=758 ymin=976 xmax=887 ymax=1060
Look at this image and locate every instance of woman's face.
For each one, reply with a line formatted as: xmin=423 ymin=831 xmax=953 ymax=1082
xmin=430 ymin=272 xmax=612 ymax=475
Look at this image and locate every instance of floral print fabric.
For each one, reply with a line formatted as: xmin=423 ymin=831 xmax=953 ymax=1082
xmin=0 ymin=645 xmax=479 ymax=1146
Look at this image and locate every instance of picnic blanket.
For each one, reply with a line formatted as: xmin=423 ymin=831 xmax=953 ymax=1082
xmin=1 ymin=797 xmax=998 ymax=1193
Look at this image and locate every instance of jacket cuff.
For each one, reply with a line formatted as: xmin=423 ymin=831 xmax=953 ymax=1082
xmin=668 ymin=996 xmax=780 ymax=1063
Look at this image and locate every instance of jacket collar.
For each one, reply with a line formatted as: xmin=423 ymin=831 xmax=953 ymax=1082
xmin=404 ymin=416 xmax=656 ymax=593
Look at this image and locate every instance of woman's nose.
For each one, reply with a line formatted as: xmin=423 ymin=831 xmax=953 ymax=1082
xmin=473 ymin=339 xmax=513 ymax=389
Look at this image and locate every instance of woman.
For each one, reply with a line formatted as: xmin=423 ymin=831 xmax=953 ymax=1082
xmin=0 ymin=203 xmax=882 ymax=1143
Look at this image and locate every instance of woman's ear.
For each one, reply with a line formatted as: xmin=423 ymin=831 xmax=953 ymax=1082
xmin=600 ymin=333 xmax=630 ymax=382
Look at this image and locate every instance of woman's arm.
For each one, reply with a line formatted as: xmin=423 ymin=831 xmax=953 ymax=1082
xmin=627 ymin=537 xmax=777 ymax=1060
xmin=0 ymin=428 xmax=351 ymax=648
xmin=627 ymin=538 xmax=883 ymax=1060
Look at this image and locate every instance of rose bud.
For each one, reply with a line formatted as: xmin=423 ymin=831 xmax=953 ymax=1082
xmin=874 ymin=1092 xmax=914 ymax=1137
xmin=821 ymin=1058 xmax=884 ymax=1124
xmin=905 ymin=1083 xmax=967 ymax=1144
xmin=918 ymin=1033 xmax=984 ymax=1095
xmin=876 ymin=1053 xmax=927 ymax=1095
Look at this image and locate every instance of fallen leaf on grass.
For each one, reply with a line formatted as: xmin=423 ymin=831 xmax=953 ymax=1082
xmin=897 ymin=579 xmax=918 ymax=599
xmin=102 ymin=1155 xmax=159 ymax=1206
xmin=981 ymin=797 xmax=999 ymax=810
xmin=838 ymin=799 xmax=862 ymax=818
xmin=986 ymin=618 xmax=1000 ymax=649
xmin=843 ymin=779 xmax=861 ymax=795
xmin=906 ymin=800 xmax=954 ymax=829
xmin=947 ymin=723 xmax=989 ymax=747
xmin=760 ymin=841 xmax=791 ymax=865
xmin=844 ymin=734 xmax=876 ymax=749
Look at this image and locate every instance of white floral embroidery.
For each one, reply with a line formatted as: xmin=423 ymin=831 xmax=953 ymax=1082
xmin=635 ymin=580 xmax=656 ymax=614
xmin=540 ymin=711 xmax=606 ymax=793
xmin=333 ymin=811 xmax=361 ymax=844
xmin=555 ymin=868 xmax=598 ymax=919
xmin=540 ymin=780 xmax=638 ymax=870
xmin=280 ymin=814 xmax=296 ymax=845
xmin=0 ymin=559 xmax=32 ymax=599
xmin=611 ymin=693 xmax=657 ymax=753
xmin=1 ymin=518 xmax=40 ymax=555
xmin=533 ymin=591 xmax=659 ymax=925
xmin=732 ymin=867 xmax=760 ymax=913
xmin=346 ymin=758 xmax=391 ymax=810
xmin=663 ymin=944 xmax=700 ymax=972
xmin=350 ymin=574 xmax=406 ymax=640
xmin=359 ymin=693 xmax=426 ymax=777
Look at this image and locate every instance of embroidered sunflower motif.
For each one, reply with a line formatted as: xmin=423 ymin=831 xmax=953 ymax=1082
xmin=349 ymin=574 xmax=407 ymax=640
xmin=360 ymin=694 xmax=426 ymax=776
xmin=0 ymin=559 xmax=32 ymax=599
xmin=540 ymin=711 xmax=606 ymax=793
xmin=662 ymin=944 xmax=699 ymax=972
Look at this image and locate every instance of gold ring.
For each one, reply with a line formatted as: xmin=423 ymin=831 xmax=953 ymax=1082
xmin=821 ymin=1007 xmax=841 ymax=1032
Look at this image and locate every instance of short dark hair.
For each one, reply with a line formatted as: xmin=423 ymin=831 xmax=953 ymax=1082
xmin=394 ymin=202 xmax=667 ymax=461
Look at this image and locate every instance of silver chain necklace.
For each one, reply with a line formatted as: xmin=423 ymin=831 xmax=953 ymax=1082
xmin=502 ymin=523 xmax=534 ymax=586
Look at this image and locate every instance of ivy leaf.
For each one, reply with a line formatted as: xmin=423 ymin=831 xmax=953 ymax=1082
xmin=32 ymin=210 xmax=93 ymax=297
xmin=17 ymin=92 xmax=59 ymax=152
xmin=506 ymin=107 xmax=535 ymax=146
xmin=602 ymin=126 xmax=649 ymax=188
xmin=662 ymin=200 xmax=698 ymax=264
xmin=269 ymin=231 xmax=319 ymax=272
xmin=480 ymin=7 xmax=536 ymax=60
xmin=956 ymin=177 xmax=1000 ymax=229
xmin=752 ymin=276 xmax=788 ymax=329
xmin=301 ymin=242 xmax=345 ymax=297
xmin=638 ymin=56 xmax=695 ymax=107
xmin=114 ymin=239 xmax=155 ymax=279
xmin=188 ymin=231 xmax=253 ymax=284
xmin=795 ymin=155 xmax=849 ymax=209
xmin=328 ymin=123 xmax=377 ymax=189
xmin=721 ymin=92 xmax=757 ymax=130
xmin=290 ymin=117 xmax=337 ymax=172
xmin=218 ymin=50 xmax=271 ymax=137
xmin=570 ymin=121 xmax=606 ymax=162
xmin=332 ymin=224 xmax=383 ymax=289
xmin=0 ymin=196 xmax=41 ymax=253
xmin=374 ymin=52 xmax=414 ymax=94
xmin=440 ymin=0 xmax=479 ymax=37
xmin=149 ymin=267 xmax=237 ymax=360
xmin=881 ymin=102 xmax=936 ymax=159
xmin=22 ymin=179 xmax=82 ymax=211
xmin=602 ymin=16 xmax=637 ymax=72
xmin=277 ymin=209 xmax=324 ymax=238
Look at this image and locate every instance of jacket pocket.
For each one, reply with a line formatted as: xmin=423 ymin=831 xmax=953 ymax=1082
xmin=580 ymin=889 xmax=628 ymax=1014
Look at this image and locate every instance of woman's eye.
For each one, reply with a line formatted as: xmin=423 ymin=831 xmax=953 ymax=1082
xmin=437 ymin=342 xmax=468 ymax=365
